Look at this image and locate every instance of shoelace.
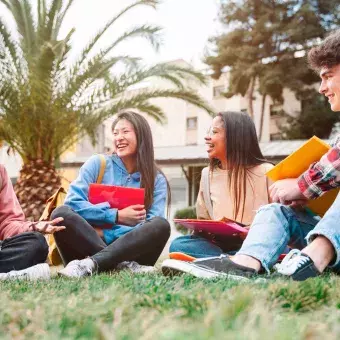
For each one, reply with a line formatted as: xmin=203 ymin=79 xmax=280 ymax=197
xmin=275 ymin=249 xmax=301 ymax=272
xmin=277 ymin=252 xmax=311 ymax=275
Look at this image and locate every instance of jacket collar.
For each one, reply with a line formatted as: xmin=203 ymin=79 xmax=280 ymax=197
xmin=111 ymin=154 xmax=141 ymax=181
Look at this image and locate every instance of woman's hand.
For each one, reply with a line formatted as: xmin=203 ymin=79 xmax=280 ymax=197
xmin=33 ymin=217 xmax=66 ymax=234
xmin=117 ymin=205 xmax=146 ymax=226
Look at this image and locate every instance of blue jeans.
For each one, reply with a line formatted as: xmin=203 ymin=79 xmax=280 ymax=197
xmin=238 ymin=196 xmax=340 ymax=273
xmin=170 ymin=233 xmax=243 ymax=258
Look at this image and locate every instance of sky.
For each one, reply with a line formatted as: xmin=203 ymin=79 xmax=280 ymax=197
xmin=1 ymin=0 xmax=220 ymax=68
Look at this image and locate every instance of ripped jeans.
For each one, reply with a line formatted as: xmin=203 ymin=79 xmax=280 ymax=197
xmin=237 ymin=198 xmax=340 ymax=273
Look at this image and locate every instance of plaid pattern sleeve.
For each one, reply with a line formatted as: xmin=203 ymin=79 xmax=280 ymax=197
xmin=298 ymin=136 xmax=340 ymax=199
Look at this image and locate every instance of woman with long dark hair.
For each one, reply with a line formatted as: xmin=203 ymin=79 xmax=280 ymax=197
xmin=52 ymin=111 xmax=171 ymax=278
xmin=168 ymin=111 xmax=273 ymax=259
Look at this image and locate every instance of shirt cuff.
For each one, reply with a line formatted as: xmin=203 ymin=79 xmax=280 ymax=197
xmin=104 ymin=208 xmax=118 ymax=225
xmin=298 ymin=173 xmax=319 ymax=200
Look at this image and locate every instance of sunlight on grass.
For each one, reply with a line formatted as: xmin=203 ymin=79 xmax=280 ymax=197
xmin=1 ymin=273 xmax=340 ymax=339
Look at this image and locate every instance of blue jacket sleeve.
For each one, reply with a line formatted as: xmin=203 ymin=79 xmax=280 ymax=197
xmin=64 ymin=155 xmax=117 ymax=225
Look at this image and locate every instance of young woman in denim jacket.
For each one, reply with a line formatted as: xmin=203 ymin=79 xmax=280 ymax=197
xmin=52 ymin=111 xmax=170 ymax=278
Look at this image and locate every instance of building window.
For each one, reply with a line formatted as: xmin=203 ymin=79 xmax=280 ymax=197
xmin=213 ymin=85 xmax=225 ymax=98
xmin=186 ymin=117 xmax=198 ymax=130
xmin=186 ymin=117 xmax=198 ymax=145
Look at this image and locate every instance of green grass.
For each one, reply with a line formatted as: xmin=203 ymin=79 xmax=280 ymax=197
xmin=1 ymin=273 xmax=340 ymax=339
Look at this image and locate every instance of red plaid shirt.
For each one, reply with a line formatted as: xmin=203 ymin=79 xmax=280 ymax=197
xmin=298 ymin=136 xmax=340 ymax=199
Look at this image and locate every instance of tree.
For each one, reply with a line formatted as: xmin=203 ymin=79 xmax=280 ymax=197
xmin=205 ymin=0 xmax=340 ymax=140
xmin=0 ymin=0 xmax=213 ymax=220
xmin=279 ymin=90 xmax=340 ymax=139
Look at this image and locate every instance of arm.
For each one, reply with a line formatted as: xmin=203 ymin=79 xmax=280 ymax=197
xmin=0 ymin=165 xmax=34 ymax=239
xmin=102 ymin=173 xmax=168 ymax=244
xmin=195 ymin=176 xmax=211 ymax=220
xmin=64 ymin=155 xmax=117 ymax=225
xmin=298 ymin=137 xmax=340 ymax=199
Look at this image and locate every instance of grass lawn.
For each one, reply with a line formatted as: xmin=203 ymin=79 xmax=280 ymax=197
xmin=1 ymin=272 xmax=340 ymax=339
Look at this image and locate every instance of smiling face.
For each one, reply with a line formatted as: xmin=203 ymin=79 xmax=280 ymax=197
xmin=205 ymin=116 xmax=226 ymax=161
xmin=112 ymin=119 xmax=138 ymax=159
xmin=319 ymin=64 xmax=340 ymax=112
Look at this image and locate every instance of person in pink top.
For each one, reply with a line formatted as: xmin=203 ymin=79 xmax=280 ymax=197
xmin=0 ymin=164 xmax=65 ymax=280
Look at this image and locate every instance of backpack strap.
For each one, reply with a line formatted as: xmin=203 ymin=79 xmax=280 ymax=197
xmin=202 ymin=167 xmax=214 ymax=219
xmin=96 ymin=154 xmax=106 ymax=184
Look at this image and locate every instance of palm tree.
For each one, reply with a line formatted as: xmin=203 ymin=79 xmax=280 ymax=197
xmin=0 ymin=0 xmax=213 ymax=220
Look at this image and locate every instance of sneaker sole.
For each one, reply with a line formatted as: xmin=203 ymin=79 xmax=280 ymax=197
xmin=161 ymin=259 xmax=250 ymax=282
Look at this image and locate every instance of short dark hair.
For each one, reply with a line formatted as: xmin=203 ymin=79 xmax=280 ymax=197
xmin=308 ymin=30 xmax=340 ymax=72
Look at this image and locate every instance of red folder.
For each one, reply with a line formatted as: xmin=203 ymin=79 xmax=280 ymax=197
xmin=89 ymin=184 xmax=145 ymax=210
xmin=173 ymin=219 xmax=249 ymax=237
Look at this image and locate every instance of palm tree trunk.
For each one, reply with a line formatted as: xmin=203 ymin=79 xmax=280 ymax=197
xmin=15 ymin=159 xmax=61 ymax=221
xmin=259 ymin=93 xmax=267 ymax=141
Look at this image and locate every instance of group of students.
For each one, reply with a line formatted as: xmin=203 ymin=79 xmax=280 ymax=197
xmin=1 ymin=30 xmax=340 ymax=282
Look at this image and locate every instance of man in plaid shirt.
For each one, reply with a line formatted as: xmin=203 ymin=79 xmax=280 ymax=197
xmin=162 ymin=30 xmax=340 ymax=281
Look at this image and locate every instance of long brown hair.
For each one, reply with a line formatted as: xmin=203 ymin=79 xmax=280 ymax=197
xmin=210 ymin=111 xmax=270 ymax=222
xmin=111 ymin=111 xmax=171 ymax=212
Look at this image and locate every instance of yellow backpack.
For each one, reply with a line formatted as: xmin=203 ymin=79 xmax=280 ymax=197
xmin=39 ymin=155 xmax=107 ymax=265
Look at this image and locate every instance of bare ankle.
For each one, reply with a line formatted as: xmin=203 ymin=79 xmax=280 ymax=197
xmin=232 ymin=254 xmax=262 ymax=272
xmin=303 ymin=236 xmax=335 ymax=272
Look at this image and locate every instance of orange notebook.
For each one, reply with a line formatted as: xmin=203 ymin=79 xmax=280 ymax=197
xmin=266 ymin=136 xmax=339 ymax=216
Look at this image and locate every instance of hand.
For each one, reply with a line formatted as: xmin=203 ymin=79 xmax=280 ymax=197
xmin=289 ymin=199 xmax=308 ymax=208
xmin=117 ymin=205 xmax=146 ymax=226
xmin=269 ymin=178 xmax=307 ymax=205
xmin=33 ymin=217 xmax=66 ymax=234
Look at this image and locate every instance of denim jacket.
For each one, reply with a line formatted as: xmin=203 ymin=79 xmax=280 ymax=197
xmin=64 ymin=154 xmax=167 ymax=244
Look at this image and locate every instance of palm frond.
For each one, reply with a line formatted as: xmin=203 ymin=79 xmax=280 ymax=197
xmin=58 ymin=55 xmax=140 ymax=106
xmin=0 ymin=0 xmax=11 ymax=11
xmin=54 ymin=0 xmax=76 ymax=38
xmin=93 ymin=88 xmax=214 ymax=124
xmin=37 ymin=0 xmax=47 ymax=43
xmin=102 ymin=25 xmax=163 ymax=57
xmin=0 ymin=0 xmax=212 ymax=165
xmin=76 ymin=0 xmax=160 ymax=67
xmin=45 ymin=0 xmax=63 ymax=41
xmin=4 ymin=0 xmax=36 ymax=55
xmin=0 ymin=17 xmax=24 ymax=78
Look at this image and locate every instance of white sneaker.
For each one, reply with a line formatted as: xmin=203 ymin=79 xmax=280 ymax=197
xmin=273 ymin=249 xmax=320 ymax=281
xmin=274 ymin=249 xmax=301 ymax=274
xmin=58 ymin=259 xmax=94 ymax=278
xmin=116 ymin=261 xmax=156 ymax=274
xmin=0 ymin=263 xmax=50 ymax=281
